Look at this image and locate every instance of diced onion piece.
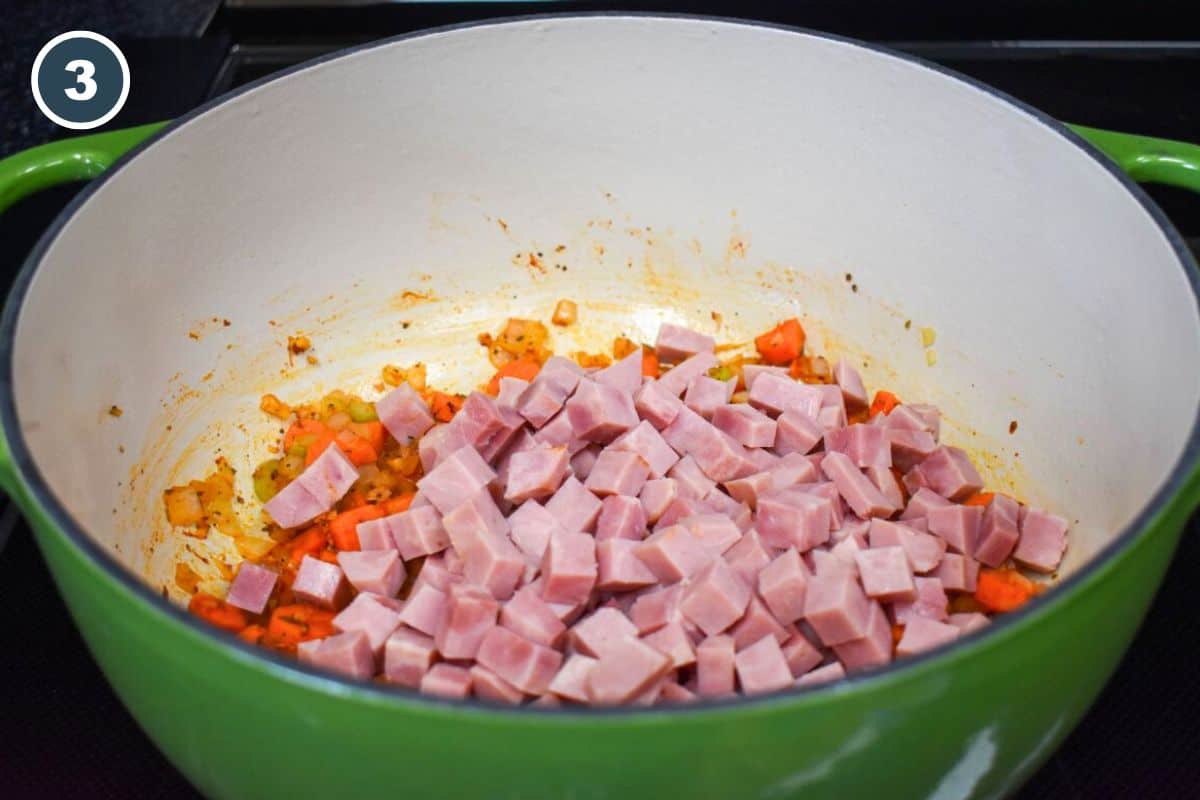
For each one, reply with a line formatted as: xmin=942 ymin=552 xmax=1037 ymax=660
xmin=164 ymin=486 xmax=204 ymax=527
xmin=552 ymin=299 xmax=578 ymax=327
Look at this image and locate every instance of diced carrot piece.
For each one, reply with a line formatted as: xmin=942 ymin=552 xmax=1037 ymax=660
xmin=485 ymin=356 xmax=542 ymax=395
xmin=284 ymin=418 xmax=329 ymax=453
xmin=847 ymin=406 xmax=871 ymax=425
xmin=429 ymin=391 xmax=465 ymax=422
xmin=870 ymin=390 xmax=900 ymax=417
xmin=754 ymin=318 xmax=806 ymax=365
xmin=334 ymin=429 xmax=378 ymax=466
xmin=329 ymin=504 xmax=385 ymax=551
xmin=963 ymin=492 xmax=995 ymax=507
xmin=891 ymin=624 xmax=905 ymax=648
xmin=188 ymin=592 xmax=248 ymax=633
xmin=642 ymin=349 xmax=660 ymax=379
xmin=239 ymin=624 xmax=266 ymax=645
xmin=346 ymin=420 xmax=386 ymax=454
xmin=381 ymin=493 xmax=416 ymax=515
xmin=287 ymin=527 xmax=328 ymax=566
xmin=303 ymin=427 xmax=338 ymax=466
xmin=266 ymin=603 xmax=337 ymax=648
xmin=318 ymin=550 xmax=339 ymax=564
xmin=974 ymin=568 xmax=1038 ymax=613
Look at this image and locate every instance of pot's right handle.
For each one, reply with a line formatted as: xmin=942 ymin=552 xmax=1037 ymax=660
xmin=1070 ymin=124 xmax=1200 ymax=193
xmin=0 ymin=122 xmax=165 ymax=215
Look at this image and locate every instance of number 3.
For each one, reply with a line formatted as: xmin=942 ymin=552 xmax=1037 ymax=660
xmin=64 ymin=59 xmax=97 ymax=101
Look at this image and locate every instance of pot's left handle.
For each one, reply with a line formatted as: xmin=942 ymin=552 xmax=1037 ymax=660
xmin=0 ymin=122 xmax=166 ymax=215
xmin=0 ymin=123 xmax=165 ymax=513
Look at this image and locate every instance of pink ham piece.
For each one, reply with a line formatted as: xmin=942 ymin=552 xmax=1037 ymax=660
xmin=724 ymin=529 xmax=773 ymax=586
xmin=748 ymin=373 xmax=823 ymax=418
xmin=696 ymin=634 xmax=736 ymax=697
xmin=948 ymin=612 xmax=991 ymax=635
xmin=443 ymin=492 xmax=523 ymax=601
xmin=887 ymin=428 xmax=938 ymax=472
xmin=933 ymin=553 xmax=980 ymax=593
xmin=643 ymin=622 xmax=697 ymax=668
xmin=781 ymin=633 xmax=823 ymax=677
xmin=504 ymin=445 xmax=569 ymax=503
xmin=741 ymin=364 xmax=787 ymax=391
xmin=730 ymin=595 xmax=790 ymax=650
xmin=548 ymin=654 xmax=598 ymax=702
xmin=586 ymin=636 xmax=673 ymax=704
xmin=703 ymin=488 xmax=753 ymax=533
xmin=585 ymin=450 xmax=650 ymax=497
xmin=298 ymin=630 xmax=375 ymax=679
xmin=375 ymin=382 xmax=434 ymax=445
xmin=337 ymin=550 xmax=404 ymax=597
xmin=854 ymin=546 xmax=915 ymax=602
xmin=496 ymin=377 xmax=530 ymax=409
xmin=831 ymin=601 xmax=892 ymax=671
xmin=533 ymin=409 xmax=586 ymax=453
xmin=332 ymin=593 xmax=402 ymax=653
xmin=418 ymin=423 xmax=468 ymax=472
xmin=684 ymin=375 xmax=734 ymax=419
xmin=680 ymin=558 xmax=752 ymax=636
xmin=896 ymin=616 xmax=960 ymax=657
xmin=456 ymin=392 xmax=526 ymax=462
xmin=500 ymin=584 xmax=567 ymax=647
xmin=412 ymin=555 xmax=460 ymax=593
xmin=634 ymin=524 xmax=714 ymax=583
xmin=821 ymin=451 xmax=897 ymax=519
xmin=420 ymin=664 xmax=473 ymax=699
xmin=833 ymin=361 xmax=869 ymax=409
xmin=868 ymin=519 xmax=946 ymax=573
xmin=225 ymin=562 xmax=277 ymax=614
xmin=655 ymin=322 xmax=715 ymax=363
xmin=594 ymin=349 xmax=643 ymax=395
xmin=1014 ymin=508 xmax=1069 ymax=573
xmin=656 ymin=351 xmax=719 ymax=398
xmin=609 ymin=420 xmax=680 ymax=478
xmin=629 ymin=584 xmax=683 ymax=635
xmin=864 ymin=465 xmax=904 ymax=511
xmin=655 ymin=495 xmax=710 ymax=530
xmin=804 ymin=568 xmax=873 ymax=645
xmin=639 ymin=478 xmax=679 ymax=524
xmin=920 ymin=446 xmax=984 ymax=501
xmin=416 ymin=445 xmax=496 ymax=514
xmin=927 ymin=503 xmax=983 ymax=554
xmin=518 ymin=359 xmax=583 ymax=428
xmin=975 ymin=493 xmax=1021 ymax=567
xmin=658 ymin=681 xmax=698 ymax=705
xmin=796 ymin=661 xmax=846 ymax=688
xmin=597 ymin=539 xmax=658 ymax=591
xmin=680 ymin=513 xmax=742 ymax=554
xmin=735 ymin=635 xmax=793 ymax=695
xmin=544 ymin=476 xmax=603 ymax=533
xmin=883 ymin=403 xmax=940 ymax=438
xmin=293 ymin=555 xmax=349 ymax=610
xmin=596 ymin=495 xmax=648 ymax=542
xmin=540 ymin=531 xmax=597 ymax=605
xmin=570 ymin=607 xmax=639 ymax=658
xmin=823 ymin=424 xmax=891 ymax=469
xmin=398 ymin=582 xmax=447 ymax=637
xmin=383 ymin=627 xmax=437 ymax=687
xmin=470 ymin=665 xmax=525 ymax=704
xmin=757 ymin=548 xmax=810 ymax=624
xmin=892 ymin=576 xmax=949 ymax=624
xmin=265 ymin=445 xmax=359 ymax=529
xmin=713 ymin=403 xmax=777 ymax=448
xmin=354 ymin=517 xmax=396 ymax=551
xmin=507 ymin=501 xmax=564 ymax=563
xmin=756 ymin=490 xmax=833 ymax=552
xmin=902 ymin=487 xmax=952 ymax=521
xmin=475 ymin=626 xmax=563 ymax=695
xmin=387 ymin=504 xmax=451 ymax=561
xmin=634 ymin=379 xmax=685 ymax=428
xmin=569 ymin=444 xmax=601 ymax=481
xmin=566 ymin=379 xmax=639 ymax=444
xmin=668 ymin=455 xmax=717 ymax=499
xmin=435 ymin=583 xmax=499 ymax=660
xmin=774 ymin=409 xmax=824 ymax=456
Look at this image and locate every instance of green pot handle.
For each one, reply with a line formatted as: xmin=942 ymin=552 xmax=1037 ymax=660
xmin=1069 ymin=124 xmax=1200 ymax=193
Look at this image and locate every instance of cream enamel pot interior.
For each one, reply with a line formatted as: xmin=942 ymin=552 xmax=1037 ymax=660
xmin=1 ymin=15 xmax=1199 ymax=800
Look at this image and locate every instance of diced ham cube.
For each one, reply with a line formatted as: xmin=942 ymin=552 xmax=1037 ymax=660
xmin=921 ymin=446 xmax=984 ymax=501
xmin=375 ymin=382 xmax=434 ymax=445
xmin=781 ymin=632 xmax=823 ymax=677
xmin=660 ymin=405 xmax=710 ymax=456
xmin=868 ymin=519 xmax=945 ymax=573
xmin=743 ymin=445 xmax=783 ymax=472
xmin=499 ymin=584 xmax=567 ymax=647
xmin=639 ymin=478 xmax=678 ymax=524
xmin=355 ymin=517 xmax=395 ymax=551
xmin=596 ymin=538 xmax=658 ymax=591
xmin=810 ymin=548 xmax=855 ymax=580
xmin=435 ymin=583 xmax=499 ymax=660
xmin=896 ymin=616 xmax=960 ymax=657
xmin=1014 ymin=508 xmax=1069 ymax=573
xmin=724 ymin=529 xmax=774 ymax=586
xmin=796 ymin=661 xmax=846 ymax=688
xmin=680 ymin=513 xmax=742 ymax=554
xmin=442 ymin=483 xmax=509 ymax=544
xmin=398 ymin=582 xmax=447 ymax=637
xmin=824 ymin=424 xmax=891 ymax=468
xmin=902 ymin=464 xmax=931 ymax=496
xmin=333 ymin=592 xmax=403 ymax=653
xmin=541 ymin=531 xmax=597 ymax=605
xmin=629 ymin=584 xmax=683 ymax=635
xmin=519 ymin=361 xmax=583 ymax=428
xmin=804 ymin=569 xmax=873 ymax=645
xmin=713 ymin=403 xmax=777 ymax=448
xmin=668 ymin=454 xmax=717 ymax=499
xmin=383 ymin=627 xmax=437 ymax=687
xmin=412 ymin=554 xmax=459 ymax=593
xmin=504 ymin=445 xmax=569 ymax=503
xmin=741 ymin=364 xmax=787 ymax=391
xmin=831 ymin=601 xmax=892 ymax=671
xmin=443 ymin=494 xmax=523 ymax=601
xmin=585 ymin=450 xmax=650 ymax=497
xmin=821 ymin=451 xmax=896 ymax=519
xmin=569 ymin=444 xmax=601 ymax=481
xmin=892 ymin=576 xmax=949 ymax=624
xmin=902 ymin=487 xmax=952 ymax=521
xmin=748 ymin=373 xmax=823 ymax=418
xmin=926 ymin=503 xmax=983 ymax=554
xmin=643 ymin=622 xmax=697 ymax=668
xmin=882 ymin=403 xmax=939 ymax=436
xmin=933 ymin=553 xmax=980 ymax=593
xmin=456 ymin=392 xmax=525 ymax=462
xmin=634 ymin=524 xmax=714 ymax=583
xmin=657 ymin=351 xmax=720 ymax=397
xmin=594 ymin=349 xmax=643 ymax=396
xmin=337 ymin=550 xmax=404 ymax=597
xmin=655 ymin=322 xmax=715 ymax=363
xmin=586 ymin=637 xmax=673 ymax=704
xmin=470 ymin=665 xmax=525 ymax=704
xmin=702 ymin=488 xmax=753 ymax=532
xmin=225 ymin=562 xmax=277 ymax=614
xmin=680 ymin=559 xmax=752 ymax=636
xmin=756 ymin=490 xmax=833 ymax=551
xmin=855 ymin=546 xmax=915 ymax=602
xmin=416 ymin=445 xmax=496 ymax=514
xmin=420 ymin=663 xmax=473 ymax=699
xmin=265 ymin=445 xmax=359 ymax=529
xmin=773 ymin=409 xmax=824 ymax=456
xmin=293 ymin=555 xmax=349 ymax=610
xmin=544 ymin=476 xmax=603 ymax=533
xmin=609 ymin=420 xmax=680 ymax=478
xmin=418 ymin=423 xmax=467 ymax=472
xmin=735 ymin=635 xmax=793 ymax=695
xmin=476 ymin=626 xmax=563 ymax=694
xmin=566 ymin=379 xmax=639 ymax=444
xmin=596 ymin=495 xmax=648 ymax=542
xmin=533 ymin=409 xmax=585 ymax=452
xmin=975 ymin=493 xmax=1021 ymax=567
xmin=658 ymin=681 xmax=698 ymax=705
xmin=507 ymin=501 xmax=564 ymax=564
xmin=496 ymin=376 xmax=530 ymax=409
xmin=887 ymin=428 xmax=938 ymax=472
xmin=548 ymin=653 xmax=599 ymax=702
xmin=684 ymin=375 xmax=733 ymax=419
xmin=387 ymin=505 xmax=450 ymax=561
xmin=833 ymin=361 xmax=868 ymax=409
xmin=298 ymin=630 xmax=375 ymax=679
xmin=864 ymin=465 xmax=904 ymax=510
xmin=948 ymin=612 xmax=991 ymax=635
xmin=757 ymin=548 xmax=810 ymax=624
xmin=695 ymin=634 xmax=736 ymax=697
xmin=730 ymin=595 xmax=790 ymax=650
xmin=634 ymin=379 xmax=685 ymax=428
xmin=570 ymin=607 xmax=639 ymax=658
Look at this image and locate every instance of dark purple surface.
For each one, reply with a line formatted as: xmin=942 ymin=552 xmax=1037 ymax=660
xmin=0 ymin=15 xmax=1198 ymax=799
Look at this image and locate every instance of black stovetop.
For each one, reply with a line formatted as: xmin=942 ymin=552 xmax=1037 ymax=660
xmin=1 ymin=6 xmax=1198 ymax=797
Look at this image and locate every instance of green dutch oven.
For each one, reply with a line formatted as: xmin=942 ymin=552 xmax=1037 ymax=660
xmin=1 ymin=15 xmax=1199 ymax=799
